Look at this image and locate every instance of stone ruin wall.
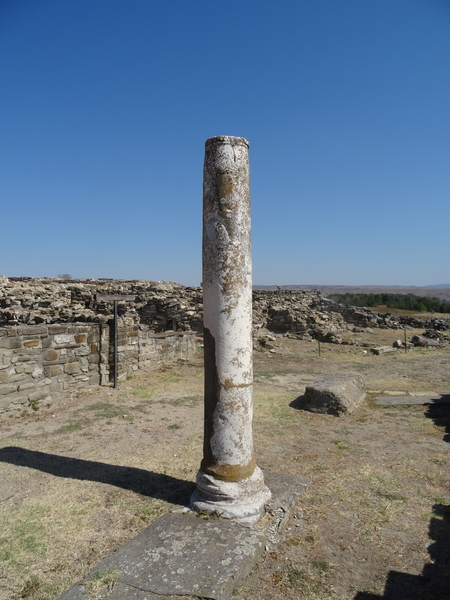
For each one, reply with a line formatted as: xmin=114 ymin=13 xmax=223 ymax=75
xmin=1 ymin=276 xmax=449 ymax=413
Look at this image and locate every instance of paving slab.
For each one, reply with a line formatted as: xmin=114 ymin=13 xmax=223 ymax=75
xmin=58 ymin=471 xmax=309 ymax=600
xmin=375 ymin=394 xmax=450 ymax=406
xmin=59 ymin=512 xmax=264 ymax=600
xmin=262 ymin=471 xmax=309 ymax=544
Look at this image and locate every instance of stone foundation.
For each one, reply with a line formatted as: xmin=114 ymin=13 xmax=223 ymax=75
xmin=0 ymin=323 xmax=195 ymax=413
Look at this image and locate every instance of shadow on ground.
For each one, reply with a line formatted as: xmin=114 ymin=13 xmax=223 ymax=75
xmin=0 ymin=446 xmax=195 ymax=505
xmin=289 ymin=395 xmax=308 ymax=411
xmin=355 ymin=403 xmax=450 ymax=600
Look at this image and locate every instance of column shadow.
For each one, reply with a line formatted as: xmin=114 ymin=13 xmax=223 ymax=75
xmin=354 ymin=401 xmax=450 ymax=599
xmin=0 ymin=446 xmax=195 ymax=505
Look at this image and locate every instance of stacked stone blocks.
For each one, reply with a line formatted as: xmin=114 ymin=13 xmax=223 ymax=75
xmin=0 ymin=323 xmax=195 ymax=413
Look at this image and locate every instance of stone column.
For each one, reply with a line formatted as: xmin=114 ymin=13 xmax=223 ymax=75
xmin=191 ymin=135 xmax=270 ymax=525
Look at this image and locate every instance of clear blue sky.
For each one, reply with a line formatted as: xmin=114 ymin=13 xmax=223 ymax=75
xmin=1 ymin=0 xmax=449 ymax=286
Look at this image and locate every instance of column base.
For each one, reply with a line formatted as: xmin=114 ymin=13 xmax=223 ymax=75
xmin=190 ymin=466 xmax=271 ymax=526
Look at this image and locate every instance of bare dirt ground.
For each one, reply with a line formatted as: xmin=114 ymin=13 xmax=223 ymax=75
xmin=0 ymin=327 xmax=449 ymax=600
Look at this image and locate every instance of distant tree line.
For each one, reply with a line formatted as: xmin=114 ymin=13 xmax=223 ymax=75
xmin=328 ymin=292 xmax=450 ymax=313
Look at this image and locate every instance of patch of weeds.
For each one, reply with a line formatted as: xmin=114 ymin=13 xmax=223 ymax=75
xmin=287 ymin=537 xmax=301 ymax=546
xmin=196 ymin=509 xmax=222 ymax=520
xmin=287 ymin=564 xmax=308 ymax=587
xmin=78 ymin=402 xmax=123 ymax=420
xmin=337 ymin=427 xmax=352 ymax=435
xmin=134 ymin=499 xmax=163 ymax=522
xmin=132 ymin=386 xmax=156 ymax=398
xmin=126 ymin=375 xmax=134 ymax=381
xmin=305 ymin=535 xmax=315 ymax=543
xmin=168 ymin=424 xmax=181 ymax=430
xmin=313 ymin=463 xmax=326 ymax=472
xmin=378 ymin=505 xmax=390 ymax=521
xmin=86 ymin=569 xmax=120 ymax=599
xmin=435 ymin=496 xmax=446 ymax=504
xmin=332 ymin=440 xmax=348 ymax=451
xmin=19 ymin=574 xmax=42 ymax=598
xmin=55 ymin=422 xmax=83 ymax=434
xmin=28 ymin=398 xmax=41 ymax=411
xmin=312 ymin=559 xmax=329 ymax=573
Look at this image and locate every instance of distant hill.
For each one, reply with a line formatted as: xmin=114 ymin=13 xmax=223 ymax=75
xmin=253 ymin=284 xmax=450 ymax=302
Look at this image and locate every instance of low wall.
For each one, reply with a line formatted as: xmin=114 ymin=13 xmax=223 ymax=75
xmin=0 ymin=323 xmax=196 ymax=413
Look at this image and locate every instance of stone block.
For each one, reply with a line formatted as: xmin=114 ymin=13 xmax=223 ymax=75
xmin=0 ymin=371 xmax=8 ymax=383
xmin=32 ymin=366 xmax=43 ymax=379
xmin=8 ymin=373 xmax=28 ymax=383
xmin=74 ymin=334 xmax=86 ymax=343
xmin=28 ymin=390 xmax=50 ymax=402
xmin=0 ymin=338 xmax=21 ymax=349
xmin=65 ymin=362 xmax=81 ymax=375
xmin=57 ymin=513 xmax=265 ymax=600
xmin=0 ymin=384 xmax=17 ymax=395
xmin=48 ymin=325 xmax=68 ymax=334
xmin=42 ymin=336 xmax=52 ymax=348
xmin=74 ymin=347 xmax=90 ymax=357
xmin=370 ymin=346 xmax=398 ymax=355
xmin=303 ymin=373 xmax=366 ymax=416
xmin=17 ymin=325 xmax=47 ymax=335
xmin=51 ymin=365 xmax=63 ymax=376
xmin=18 ymin=382 xmax=35 ymax=392
xmin=50 ymin=381 xmax=63 ymax=393
xmin=38 ymin=378 xmax=52 ymax=387
xmin=45 ymin=349 xmax=58 ymax=361
xmin=23 ymin=339 xmax=41 ymax=348
xmin=87 ymin=332 xmax=100 ymax=344
xmin=0 ymin=395 xmax=27 ymax=411
xmin=54 ymin=334 xmax=75 ymax=346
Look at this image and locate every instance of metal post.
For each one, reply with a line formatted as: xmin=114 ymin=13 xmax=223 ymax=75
xmin=114 ymin=300 xmax=118 ymax=389
xmin=318 ymin=339 xmax=321 ymax=357
xmin=191 ymin=135 xmax=270 ymax=525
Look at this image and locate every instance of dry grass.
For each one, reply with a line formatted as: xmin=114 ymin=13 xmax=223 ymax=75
xmin=0 ymin=330 xmax=449 ymax=600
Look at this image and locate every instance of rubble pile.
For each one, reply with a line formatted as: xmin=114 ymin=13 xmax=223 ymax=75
xmin=1 ymin=277 xmax=449 ymax=339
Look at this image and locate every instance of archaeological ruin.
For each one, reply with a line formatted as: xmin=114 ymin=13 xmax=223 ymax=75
xmin=1 ymin=273 xmax=449 ymax=415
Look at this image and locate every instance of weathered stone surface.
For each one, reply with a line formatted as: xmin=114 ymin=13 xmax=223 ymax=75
xmin=370 ymin=345 xmax=398 ymax=355
xmin=303 ymin=373 xmax=366 ymax=415
xmin=58 ymin=513 xmax=266 ymax=600
xmin=410 ymin=335 xmax=440 ymax=347
xmin=263 ymin=471 xmax=309 ymax=544
xmin=192 ymin=136 xmax=270 ymax=525
xmin=375 ymin=394 xmax=450 ymax=405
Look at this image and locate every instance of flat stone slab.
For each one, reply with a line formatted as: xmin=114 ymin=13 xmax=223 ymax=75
xmin=375 ymin=394 xmax=450 ymax=406
xmin=59 ymin=513 xmax=265 ymax=600
xmin=370 ymin=346 xmax=398 ymax=355
xmin=58 ymin=471 xmax=308 ymax=600
xmin=262 ymin=471 xmax=309 ymax=545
